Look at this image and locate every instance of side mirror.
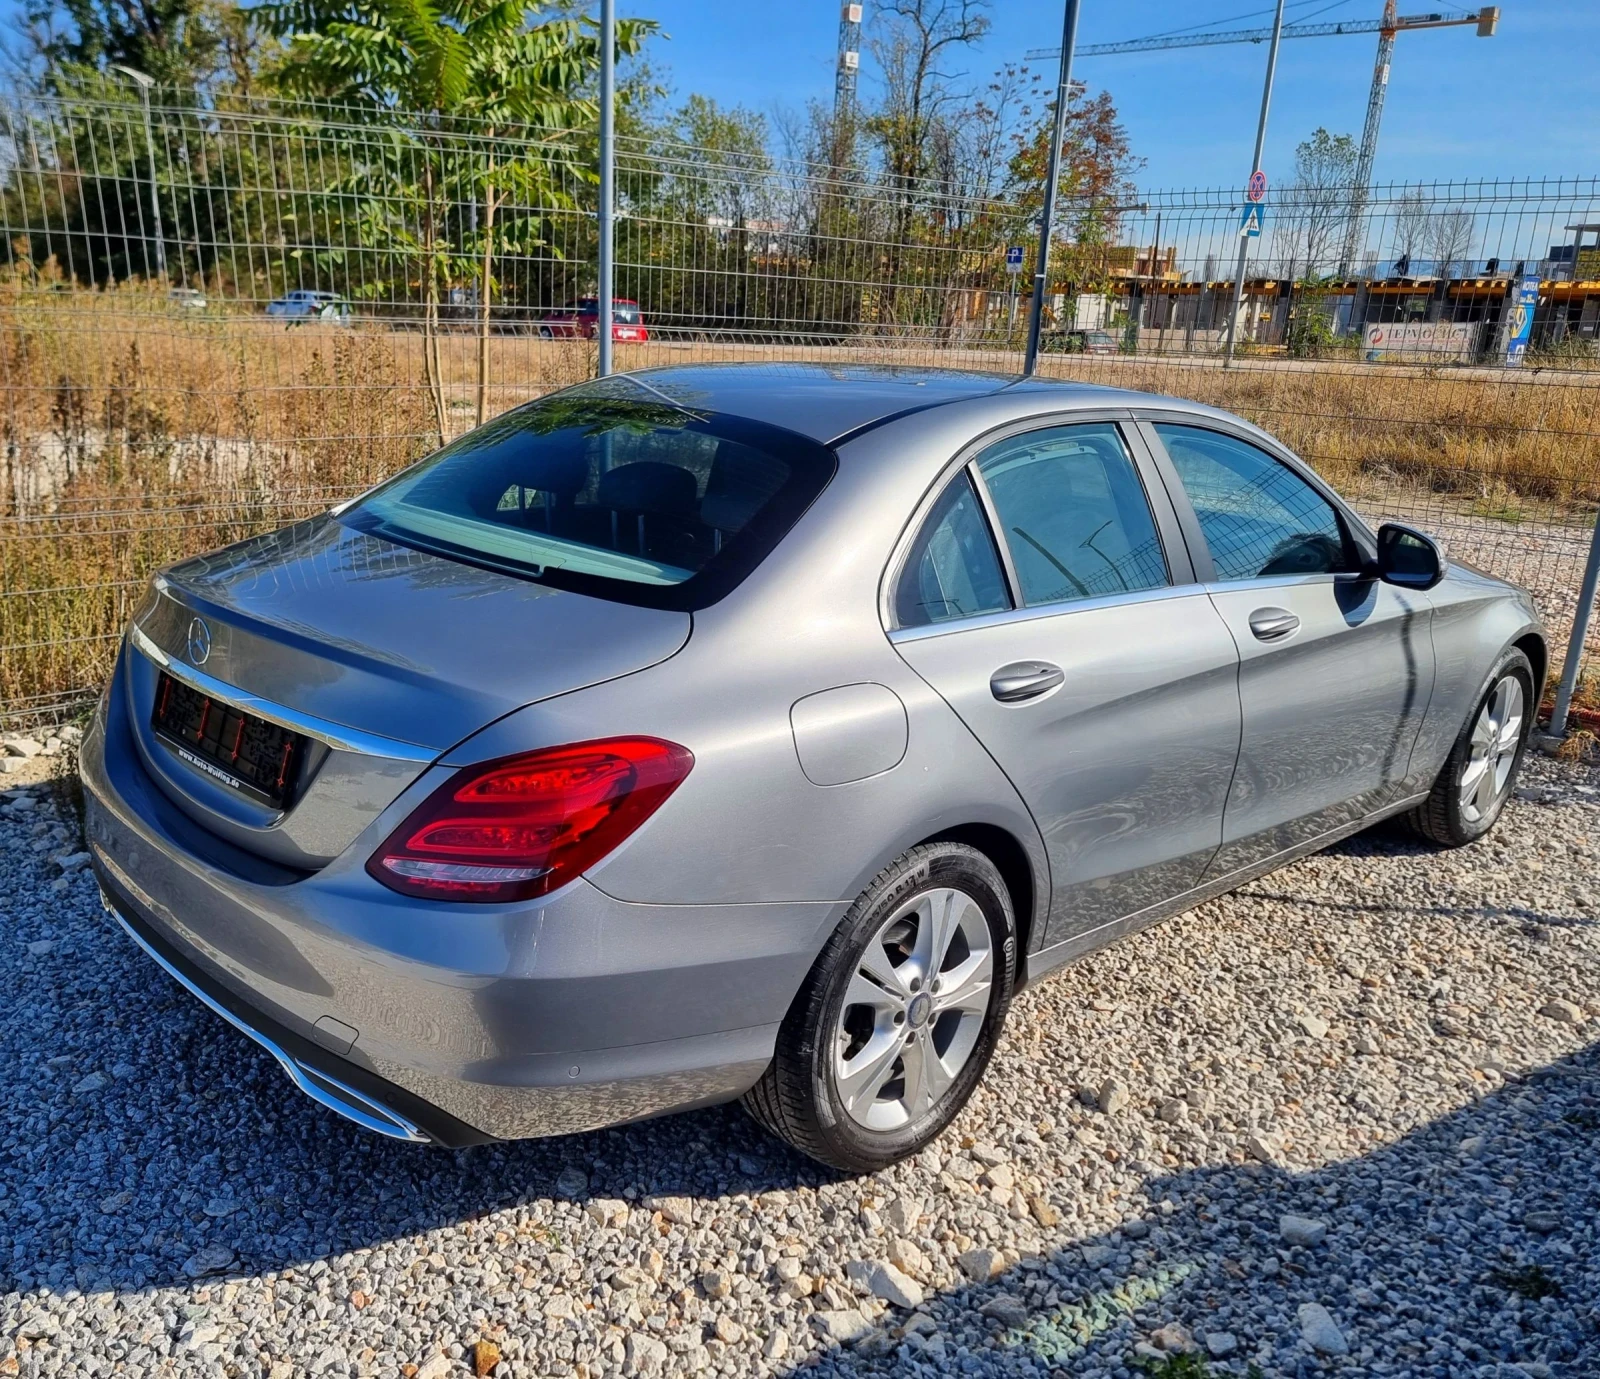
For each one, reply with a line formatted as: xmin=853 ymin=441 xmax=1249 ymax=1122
xmin=1375 ymin=522 xmax=1445 ymax=590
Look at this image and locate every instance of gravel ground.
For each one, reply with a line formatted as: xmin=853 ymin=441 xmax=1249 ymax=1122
xmin=2 ymin=755 xmax=1597 ymax=1379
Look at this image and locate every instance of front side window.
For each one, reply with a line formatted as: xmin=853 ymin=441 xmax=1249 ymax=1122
xmin=976 ymin=423 xmax=1168 ymax=607
xmin=894 ymin=472 xmax=1010 ymax=628
xmin=1154 ymin=423 xmax=1357 ymax=581
xmin=343 ymin=389 xmax=835 ymax=610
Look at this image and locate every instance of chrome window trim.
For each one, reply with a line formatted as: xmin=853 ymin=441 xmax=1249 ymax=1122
xmin=888 ymin=581 xmax=1214 ymax=644
xmin=1198 ymin=571 xmax=1367 ymax=596
xmin=130 ymin=622 xmax=437 ymax=764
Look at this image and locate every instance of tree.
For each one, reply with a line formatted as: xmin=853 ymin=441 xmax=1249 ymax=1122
xmin=863 ymin=0 xmax=990 ymax=328
xmin=262 ymin=0 xmax=654 ymax=434
xmin=1005 ymin=86 xmax=1142 ymax=296
xmin=1280 ymin=128 xmax=1358 ymax=277
xmin=17 ymin=0 xmax=226 ymax=86
xmin=1423 ymin=204 xmax=1474 ymax=278
xmin=1390 ymin=183 xmax=1429 ymax=275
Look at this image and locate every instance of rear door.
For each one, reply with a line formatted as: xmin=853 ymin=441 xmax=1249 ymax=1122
xmin=1139 ymin=417 xmax=1435 ymax=875
xmin=889 ymin=416 xmax=1242 ymax=952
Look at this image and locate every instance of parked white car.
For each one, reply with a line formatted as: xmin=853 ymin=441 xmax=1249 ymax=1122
xmin=167 ymin=287 xmax=208 ymax=311
xmin=266 ymin=290 xmax=351 ymax=325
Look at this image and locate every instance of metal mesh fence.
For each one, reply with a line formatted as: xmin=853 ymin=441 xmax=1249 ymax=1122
xmin=1 ymin=88 xmax=1597 ymax=726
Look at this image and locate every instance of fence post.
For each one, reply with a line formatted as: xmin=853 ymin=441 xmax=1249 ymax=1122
xmin=1549 ymin=505 xmax=1600 ymax=738
xmin=597 ymin=0 xmax=615 ymax=378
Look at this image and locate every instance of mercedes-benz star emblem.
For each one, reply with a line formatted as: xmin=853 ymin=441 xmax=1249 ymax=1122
xmin=186 ymin=617 xmax=212 ymax=666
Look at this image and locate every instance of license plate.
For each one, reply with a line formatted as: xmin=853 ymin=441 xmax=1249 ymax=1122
xmin=152 ymin=672 xmax=305 ymax=809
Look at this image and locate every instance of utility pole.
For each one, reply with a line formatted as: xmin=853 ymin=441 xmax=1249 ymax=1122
xmin=1222 ymin=0 xmax=1285 ymax=368
xmin=597 ymin=0 xmax=615 ymax=377
xmin=111 ymin=65 xmax=165 ymax=281
xmin=1023 ymin=0 xmax=1081 ymax=376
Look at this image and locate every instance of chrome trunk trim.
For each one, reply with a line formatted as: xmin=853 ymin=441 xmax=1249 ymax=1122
xmin=129 ymin=622 xmax=436 ymax=764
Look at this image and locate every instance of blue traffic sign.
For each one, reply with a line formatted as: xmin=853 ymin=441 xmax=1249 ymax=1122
xmin=1238 ymin=204 xmax=1266 ymax=239
xmin=1005 ymin=245 xmax=1025 ymax=273
xmin=1247 ymin=169 xmax=1267 ymax=203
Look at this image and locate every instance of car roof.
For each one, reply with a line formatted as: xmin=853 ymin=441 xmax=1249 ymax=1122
xmin=612 ymin=362 xmax=1166 ymax=445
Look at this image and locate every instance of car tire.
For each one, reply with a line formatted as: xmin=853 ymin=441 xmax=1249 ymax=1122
xmin=1407 ymin=647 xmax=1534 ymax=848
xmin=743 ymin=842 xmax=1017 ymax=1173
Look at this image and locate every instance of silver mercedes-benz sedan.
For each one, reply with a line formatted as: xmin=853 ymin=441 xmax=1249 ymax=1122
xmin=83 ymin=364 xmax=1544 ymax=1171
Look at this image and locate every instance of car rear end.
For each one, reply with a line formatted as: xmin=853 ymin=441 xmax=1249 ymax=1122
xmin=83 ymin=386 xmax=840 ymax=1143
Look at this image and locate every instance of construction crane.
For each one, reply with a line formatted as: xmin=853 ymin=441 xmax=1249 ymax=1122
xmin=1027 ymin=4 xmax=1499 ymax=271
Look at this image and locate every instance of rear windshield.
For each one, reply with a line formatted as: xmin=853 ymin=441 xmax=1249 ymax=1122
xmin=341 ymin=387 xmax=836 ymax=610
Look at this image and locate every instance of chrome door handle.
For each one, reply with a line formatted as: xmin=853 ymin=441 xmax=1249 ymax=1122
xmin=1248 ymin=607 xmax=1301 ymax=642
xmin=990 ymin=661 xmax=1065 ymax=703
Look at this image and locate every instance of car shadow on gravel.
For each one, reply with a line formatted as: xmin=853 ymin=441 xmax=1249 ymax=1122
xmin=6 ymin=899 xmax=1597 ymax=1379
xmin=0 ymin=883 xmax=841 ymax=1300
xmin=792 ymin=1040 xmax=1600 ymax=1377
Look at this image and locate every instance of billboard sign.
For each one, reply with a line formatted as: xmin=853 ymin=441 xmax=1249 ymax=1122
xmin=1362 ymin=321 xmax=1478 ymax=364
xmin=1503 ymin=271 xmax=1540 ymax=366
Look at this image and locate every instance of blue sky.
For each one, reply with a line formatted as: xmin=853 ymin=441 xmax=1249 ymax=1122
xmin=625 ymin=0 xmax=1599 ymax=190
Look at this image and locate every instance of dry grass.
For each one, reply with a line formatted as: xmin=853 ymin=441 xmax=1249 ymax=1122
xmin=3 ymin=284 xmax=1599 ymax=720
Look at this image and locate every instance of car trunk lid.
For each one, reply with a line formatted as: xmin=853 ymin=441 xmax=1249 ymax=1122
xmin=126 ymin=515 xmax=690 ymax=867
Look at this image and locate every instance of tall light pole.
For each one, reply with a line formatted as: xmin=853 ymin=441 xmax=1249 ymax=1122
xmin=596 ymin=0 xmax=616 ymax=378
xmin=110 ymin=64 xmax=165 ymax=281
xmin=1023 ymin=0 xmax=1081 ymax=376
xmin=1221 ymin=0 xmax=1285 ymax=367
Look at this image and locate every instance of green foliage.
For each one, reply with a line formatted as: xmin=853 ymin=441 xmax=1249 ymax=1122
xmin=1489 ymin=1264 xmax=1563 ymax=1300
xmin=261 ymin=0 xmax=651 ymax=130
xmin=1136 ymin=1355 xmax=1267 ymax=1379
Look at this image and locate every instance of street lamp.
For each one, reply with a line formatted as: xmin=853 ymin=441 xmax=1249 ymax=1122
xmin=110 ymin=64 xmax=166 ymax=281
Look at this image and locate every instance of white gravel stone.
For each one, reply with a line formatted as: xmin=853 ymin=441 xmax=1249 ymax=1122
xmin=553 ymin=1164 xmax=588 ymax=1196
xmin=845 ymin=1258 xmax=923 ymax=1308
xmin=1297 ymin=1301 xmax=1349 ymax=1355
xmin=810 ymin=1309 xmax=871 ymax=1344
xmin=1538 ymin=998 xmax=1583 ymax=1024
xmin=1279 ymin=1214 xmax=1329 ymax=1246
xmin=1097 ymin=1077 xmax=1129 ymax=1113
xmin=884 ymin=1194 xmax=922 ymax=1233
xmin=956 ymin=1247 xmax=1003 ymax=1281
xmin=3 ymin=751 xmax=1596 ymax=1378
xmin=1296 ymin=1012 xmax=1331 ymax=1039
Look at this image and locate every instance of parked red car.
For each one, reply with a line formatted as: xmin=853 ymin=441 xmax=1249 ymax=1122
xmin=537 ymin=298 xmax=649 ymax=342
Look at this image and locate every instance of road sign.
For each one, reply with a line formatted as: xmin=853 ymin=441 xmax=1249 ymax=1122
xmin=1247 ymin=169 xmax=1267 ymax=203
xmin=1504 ymin=270 xmax=1540 ymax=366
xmin=1005 ymin=245 xmax=1025 ymax=274
xmin=1238 ymin=204 xmax=1266 ymax=239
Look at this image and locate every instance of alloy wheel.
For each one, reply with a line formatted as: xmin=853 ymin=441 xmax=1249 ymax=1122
xmin=832 ymin=886 xmax=994 ymax=1132
xmin=1460 ymin=673 xmax=1524 ymax=824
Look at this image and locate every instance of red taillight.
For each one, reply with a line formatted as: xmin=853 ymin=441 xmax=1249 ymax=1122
xmin=367 ymin=737 xmax=693 ymax=902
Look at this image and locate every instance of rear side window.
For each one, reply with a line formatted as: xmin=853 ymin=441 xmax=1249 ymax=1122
xmin=894 ymin=472 xmax=1011 ymax=628
xmin=976 ymin=423 xmax=1168 ymax=607
xmin=1154 ymin=424 xmax=1357 ymax=580
xmin=343 ymin=390 xmax=835 ymax=610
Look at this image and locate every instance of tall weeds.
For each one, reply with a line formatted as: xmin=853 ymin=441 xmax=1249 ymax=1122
xmin=2 ymin=280 xmax=1598 ymax=719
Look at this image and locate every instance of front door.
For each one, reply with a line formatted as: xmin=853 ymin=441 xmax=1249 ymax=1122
xmin=889 ymin=419 xmax=1243 ymax=950
xmin=1143 ymin=420 xmax=1436 ymax=875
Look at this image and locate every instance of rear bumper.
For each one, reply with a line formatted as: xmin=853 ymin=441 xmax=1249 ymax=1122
xmin=81 ymin=657 xmax=839 ymax=1143
xmin=95 ymin=870 xmax=480 ymax=1146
